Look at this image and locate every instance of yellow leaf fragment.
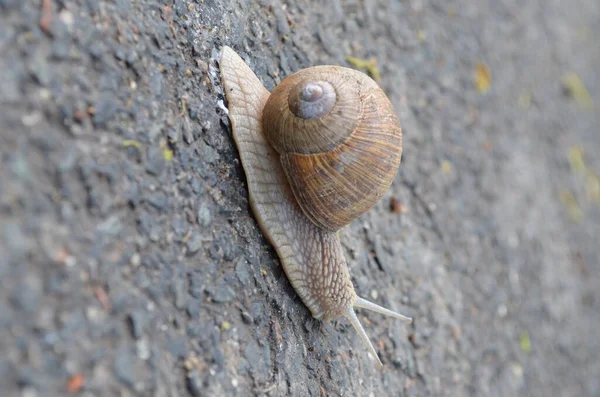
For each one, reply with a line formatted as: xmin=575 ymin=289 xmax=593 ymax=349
xmin=163 ymin=148 xmax=173 ymax=161
xmin=518 ymin=92 xmax=531 ymax=108
xmin=221 ymin=321 xmax=231 ymax=331
xmin=520 ymin=331 xmax=531 ymax=354
xmin=559 ymin=190 xmax=583 ymax=222
xmin=441 ymin=160 xmax=453 ymax=175
xmin=122 ymin=140 xmax=141 ymax=148
xmin=588 ymin=176 xmax=600 ymax=202
xmin=568 ymin=145 xmax=586 ymax=173
xmin=562 ymin=73 xmax=593 ymax=108
xmin=346 ymin=55 xmax=381 ymax=80
xmin=567 ymin=145 xmax=600 ymax=202
xmin=474 ymin=62 xmax=491 ymax=94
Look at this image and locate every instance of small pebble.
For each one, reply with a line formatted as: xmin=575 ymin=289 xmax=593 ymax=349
xmin=127 ymin=310 xmax=149 ymax=339
xmin=167 ymin=337 xmax=187 ymax=358
xmin=211 ymin=285 xmax=235 ymax=303
xmin=241 ymin=311 xmax=253 ymax=324
xmin=92 ymin=94 xmax=118 ymax=127
xmin=186 ymin=370 xmax=203 ymax=397
xmin=136 ymin=339 xmax=151 ymax=360
xmin=146 ymin=192 xmax=168 ymax=211
xmin=146 ymin=147 xmax=166 ymax=176
xmin=197 ymin=202 xmax=211 ymax=227
xmin=113 ymin=348 xmax=135 ymax=388
xmin=186 ymin=234 xmax=203 ymax=255
xmin=235 ymin=257 xmax=251 ymax=285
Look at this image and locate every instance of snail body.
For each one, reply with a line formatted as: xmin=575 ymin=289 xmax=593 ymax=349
xmin=220 ymin=46 xmax=411 ymax=366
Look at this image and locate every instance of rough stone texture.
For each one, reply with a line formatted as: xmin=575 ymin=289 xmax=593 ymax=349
xmin=1 ymin=0 xmax=598 ymax=396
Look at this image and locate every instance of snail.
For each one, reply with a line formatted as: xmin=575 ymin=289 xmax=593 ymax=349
xmin=219 ymin=46 xmax=411 ymax=367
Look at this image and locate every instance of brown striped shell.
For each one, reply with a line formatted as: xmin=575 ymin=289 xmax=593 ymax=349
xmin=262 ymin=66 xmax=403 ymax=232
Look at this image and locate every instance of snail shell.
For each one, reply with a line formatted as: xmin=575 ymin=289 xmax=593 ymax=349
xmin=262 ymin=66 xmax=403 ymax=232
xmin=219 ymin=46 xmax=411 ymax=367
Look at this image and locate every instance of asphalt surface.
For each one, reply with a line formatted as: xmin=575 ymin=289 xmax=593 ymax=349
xmin=1 ymin=0 xmax=599 ymax=396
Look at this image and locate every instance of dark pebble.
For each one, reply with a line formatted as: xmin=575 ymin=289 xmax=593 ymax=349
xmin=110 ymin=293 xmax=129 ymax=315
xmin=279 ymin=52 xmax=291 ymax=76
xmin=114 ymin=45 xmax=126 ymax=61
xmin=0 ymin=302 xmax=13 ymax=328
xmin=29 ymin=50 xmax=51 ymax=86
xmin=241 ymin=311 xmax=253 ymax=325
xmin=167 ymin=336 xmax=187 ymax=358
xmin=174 ymin=0 xmax=187 ymax=16
xmin=83 ymin=0 xmax=100 ymax=14
xmin=50 ymin=40 xmax=70 ymax=60
xmin=150 ymin=71 xmax=164 ymax=97
xmin=209 ymin=243 xmax=223 ymax=261
xmin=96 ymin=215 xmax=123 ymax=237
xmin=189 ymin=107 xmax=200 ymax=121
xmin=0 ymin=66 xmax=21 ymax=103
xmin=197 ymin=141 xmax=218 ymax=164
xmin=250 ymin=301 xmax=265 ymax=323
xmin=93 ymin=94 xmax=118 ymax=127
xmin=189 ymin=272 xmax=204 ymax=299
xmin=183 ymin=123 xmax=195 ymax=145
xmin=145 ymin=147 xmax=166 ymax=176
xmin=273 ymin=5 xmax=290 ymax=36
xmin=244 ymin=339 xmax=271 ymax=383
xmin=113 ymin=347 xmax=135 ymax=388
xmin=0 ymin=0 xmax=20 ymax=10
xmin=186 ymin=300 xmax=202 ymax=320
xmin=196 ymin=202 xmax=211 ymax=227
xmin=172 ymin=277 xmax=187 ymax=309
xmin=218 ymin=237 xmax=235 ymax=262
xmin=57 ymin=146 xmax=77 ymax=173
xmin=125 ymin=50 xmax=137 ymax=67
xmin=88 ymin=41 xmax=105 ymax=61
xmin=127 ymin=310 xmax=149 ymax=339
xmin=17 ymin=366 xmax=38 ymax=388
xmin=125 ymin=181 xmax=141 ymax=206
xmin=146 ymin=285 xmax=162 ymax=303
xmin=186 ymin=370 xmax=204 ymax=397
xmin=125 ymin=145 xmax=142 ymax=163
xmin=171 ymin=215 xmax=187 ymax=238
xmin=3 ymin=223 xmax=31 ymax=264
xmin=136 ymin=212 xmax=154 ymax=236
xmin=9 ymin=280 xmax=40 ymax=314
xmin=210 ymin=284 xmax=235 ymax=303
xmin=186 ymin=234 xmax=203 ymax=255
xmin=146 ymin=192 xmax=168 ymax=211
xmin=167 ymin=127 xmax=180 ymax=144
xmin=235 ymin=257 xmax=251 ymax=285
xmin=115 ymin=0 xmax=132 ymax=15
xmin=190 ymin=177 xmax=204 ymax=195
xmin=178 ymin=183 xmax=193 ymax=199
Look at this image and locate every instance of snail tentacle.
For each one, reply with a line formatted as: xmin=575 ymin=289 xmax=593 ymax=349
xmin=344 ymin=308 xmax=384 ymax=368
xmin=354 ymin=296 xmax=413 ymax=323
xmin=344 ymin=297 xmax=412 ymax=368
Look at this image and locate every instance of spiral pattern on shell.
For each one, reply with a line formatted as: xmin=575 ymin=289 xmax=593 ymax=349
xmin=288 ymin=81 xmax=337 ymax=120
xmin=262 ymin=65 xmax=403 ymax=232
